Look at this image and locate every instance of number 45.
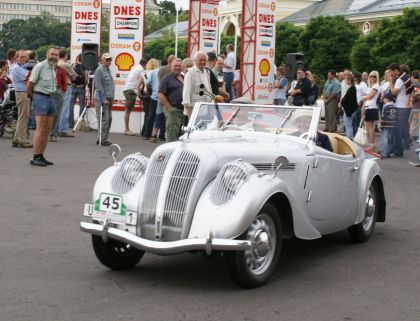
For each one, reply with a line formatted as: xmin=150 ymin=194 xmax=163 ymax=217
xmin=102 ymin=196 xmax=121 ymax=211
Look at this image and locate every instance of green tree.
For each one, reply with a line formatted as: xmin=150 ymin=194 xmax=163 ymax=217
xmin=0 ymin=12 xmax=70 ymax=56
xmin=299 ymin=15 xmax=359 ymax=74
xmin=275 ymin=22 xmax=303 ymax=66
xmin=101 ymin=11 xmax=110 ymax=53
xmin=350 ymin=31 xmax=379 ymax=73
xmin=158 ymin=0 xmax=176 ymax=19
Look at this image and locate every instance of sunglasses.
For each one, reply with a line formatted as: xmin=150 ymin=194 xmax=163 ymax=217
xmin=370 ymin=75 xmax=377 ymax=78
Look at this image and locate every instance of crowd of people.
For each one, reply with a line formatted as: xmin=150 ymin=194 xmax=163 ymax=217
xmin=1 ymin=44 xmax=419 ymax=167
xmin=276 ymin=64 xmax=419 ymax=159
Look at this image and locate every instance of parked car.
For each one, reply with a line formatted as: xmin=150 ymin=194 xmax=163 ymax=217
xmin=81 ymin=102 xmax=386 ymax=288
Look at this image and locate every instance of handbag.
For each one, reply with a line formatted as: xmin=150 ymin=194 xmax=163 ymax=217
xmin=354 ymin=119 xmax=368 ymax=146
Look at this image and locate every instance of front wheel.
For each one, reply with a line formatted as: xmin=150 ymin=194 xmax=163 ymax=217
xmin=348 ymin=181 xmax=378 ymax=243
xmin=226 ymin=203 xmax=282 ymax=288
xmin=92 ymin=235 xmax=144 ymax=270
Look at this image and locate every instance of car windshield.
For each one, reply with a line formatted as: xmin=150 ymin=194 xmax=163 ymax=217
xmin=191 ymin=103 xmax=318 ymax=137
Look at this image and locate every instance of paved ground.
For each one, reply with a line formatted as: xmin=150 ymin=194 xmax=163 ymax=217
xmin=0 ymin=129 xmax=419 ymax=321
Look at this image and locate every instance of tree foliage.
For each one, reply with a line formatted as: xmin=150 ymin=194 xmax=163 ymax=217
xmin=144 ymin=29 xmax=187 ymax=60
xmin=0 ymin=12 xmax=70 ymax=57
xmin=299 ymin=15 xmax=359 ymax=75
xmin=351 ymin=8 xmax=420 ymax=73
xmin=275 ymin=22 xmax=303 ymax=66
xmin=158 ymin=0 xmax=176 ymax=18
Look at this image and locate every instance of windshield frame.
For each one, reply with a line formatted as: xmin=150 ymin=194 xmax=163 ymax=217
xmin=188 ymin=102 xmax=321 ymax=142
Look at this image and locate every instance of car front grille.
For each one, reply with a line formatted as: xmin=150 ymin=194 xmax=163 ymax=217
xmin=139 ymin=148 xmax=200 ymax=241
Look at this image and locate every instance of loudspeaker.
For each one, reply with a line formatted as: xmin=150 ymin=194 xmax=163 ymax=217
xmin=81 ymin=43 xmax=99 ymax=70
xmin=284 ymin=53 xmax=304 ymax=81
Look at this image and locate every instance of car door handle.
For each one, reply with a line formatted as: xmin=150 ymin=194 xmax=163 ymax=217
xmin=352 ymin=165 xmax=360 ymax=172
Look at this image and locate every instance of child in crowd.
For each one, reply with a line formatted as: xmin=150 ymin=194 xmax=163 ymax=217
xmin=380 ymin=92 xmax=396 ymax=158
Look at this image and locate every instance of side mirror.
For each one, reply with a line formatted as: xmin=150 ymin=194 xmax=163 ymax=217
xmin=108 ymin=144 xmax=121 ymax=165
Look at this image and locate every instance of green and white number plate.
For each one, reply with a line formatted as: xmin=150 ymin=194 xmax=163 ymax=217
xmin=83 ymin=192 xmax=137 ymax=225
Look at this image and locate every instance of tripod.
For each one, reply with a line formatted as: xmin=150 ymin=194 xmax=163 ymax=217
xmin=73 ymin=75 xmax=104 ymax=146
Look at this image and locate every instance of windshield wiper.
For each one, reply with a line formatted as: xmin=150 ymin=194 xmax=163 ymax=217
xmin=220 ymin=107 xmax=240 ymax=131
xmin=276 ymin=109 xmax=294 ymax=134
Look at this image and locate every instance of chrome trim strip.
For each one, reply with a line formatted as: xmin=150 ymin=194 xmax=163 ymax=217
xmin=81 ymin=222 xmax=251 ymax=255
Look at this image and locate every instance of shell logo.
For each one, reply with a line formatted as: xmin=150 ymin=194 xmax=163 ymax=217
xmin=271 ymin=2 xmax=276 ymax=11
xmin=93 ymin=0 xmax=100 ymax=9
xmin=213 ymin=8 xmax=218 ymax=16
xmin=133 ymin=41 xmax=141 ymax=52
xmin=268 ymin=83 xmax=273 ymax=93
xmin=259 ymin=58 xmax=270 ymax=77
xmin=115 ymin=52 xmax=134 ymax=71
xmin=269 ymin=48 xmax=274 ymax=58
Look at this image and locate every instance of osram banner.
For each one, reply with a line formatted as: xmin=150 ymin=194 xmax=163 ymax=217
xmin=254 ymin=0 xmax=276 ymax=104
xmin=70 ymin=0 xmax=102 ymax=63
xmin=109 ymin=0 xmax=145 ymax=107
xmin=199 ymin=0 xmax=219 ymax=53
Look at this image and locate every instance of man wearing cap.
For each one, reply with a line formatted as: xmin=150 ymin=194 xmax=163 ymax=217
xmin=94 ymin=53 xmax=115 ymax=146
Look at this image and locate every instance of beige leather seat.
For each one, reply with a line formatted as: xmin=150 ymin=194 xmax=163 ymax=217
xmin=321 ymin=132 xmax=358 ymax=157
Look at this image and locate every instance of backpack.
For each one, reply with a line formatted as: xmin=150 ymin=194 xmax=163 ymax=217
xmin=72 ymin=63 xmax=85 ymax=85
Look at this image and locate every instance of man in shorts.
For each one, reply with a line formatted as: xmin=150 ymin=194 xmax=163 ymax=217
xmin=27 ymin=46 xmax=59 ymax=167
xmin=123 ymin=60 xmax=144 ymax=135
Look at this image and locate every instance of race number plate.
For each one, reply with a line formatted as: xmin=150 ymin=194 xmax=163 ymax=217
xmin=98 ymin=193 xmax=123 ymax=215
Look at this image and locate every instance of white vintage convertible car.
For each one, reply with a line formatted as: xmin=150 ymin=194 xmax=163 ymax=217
xmin=81 ymin=102 xmax=386 ymax=288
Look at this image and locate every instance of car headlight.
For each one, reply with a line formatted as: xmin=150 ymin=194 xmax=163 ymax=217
xmin=211 ymin=160 xmax=257 ymax=205
xmin=120 ymin=153 xmax=148 ymax=185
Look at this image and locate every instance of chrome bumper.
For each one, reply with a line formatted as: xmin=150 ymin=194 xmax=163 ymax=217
xmin=80 ymin=221 xmax=251 ymax=255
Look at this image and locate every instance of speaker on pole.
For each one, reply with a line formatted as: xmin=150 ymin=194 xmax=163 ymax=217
xmin=81 ymin=43 xmax=99 ymax=70
xmin=284 ymin=53 xmax=304 ymax=81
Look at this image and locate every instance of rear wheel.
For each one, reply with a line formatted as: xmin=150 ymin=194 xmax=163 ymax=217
xmin=348 ymin=181 xmax=378 ymax=243
xmin=226 ymin=203 xmax=282 ymax=288
xmin=92 ymin=235 xmax=144 ymax=270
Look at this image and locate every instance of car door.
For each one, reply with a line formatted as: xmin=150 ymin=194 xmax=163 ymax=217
xmin=304 ymin=151 xmax=361 ymax=221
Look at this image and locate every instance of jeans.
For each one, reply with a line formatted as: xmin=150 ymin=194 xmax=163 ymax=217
xmin=273 ymin=98 xmax=286 ymax=106
xmin=343 ymin=111 xmax=355 ymax=139
xmin=59 ymin=86 xmax=72 ymax=133
xmin=50 ymin=88 xmax=64 ymax=137
xmin=392 ymin=108 xmax=410 ymax=156
xmin=144 ymin=99 xmax=157 ymax=138
xmin=140 ymin=98 xmax=151 ymax=137
xmin=69 ymin=86 xmax=86 ymax=127
xmin=381 ymin=127 xmax=394 ymax=158
xmin=95 ymin=99 xmax=112 ymax=142
xmin=353 ymin=108 xmax=361 ymax=136
xmin=223 ymin=72 xmax=234 ymax=102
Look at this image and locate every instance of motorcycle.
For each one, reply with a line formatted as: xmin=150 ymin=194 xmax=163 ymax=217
xmin=0 ymin=87 xmax=17 ymax=137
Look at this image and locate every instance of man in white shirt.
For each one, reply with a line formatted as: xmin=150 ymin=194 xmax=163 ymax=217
xmin=123 ymin=62 xmax=144 ymax=135
xmin=182 ymin=51 xmax=212 ymax=118
xmin=223 ymin=44 xmax=236 ymax=102
xmin=388 ymin=63 xmax=411 ymax=157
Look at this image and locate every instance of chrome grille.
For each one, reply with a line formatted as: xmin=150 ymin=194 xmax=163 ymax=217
xmin=210 ymin=160 xmax=256 ymax=206
xmin=252 ymin=162 xmax=296 ymax=171
xmin=139 ymin=148 xmax=174 ymax=238
xmin=111 ymin=153 xmax=148 ymax=194
xmin=162 ymin=150 xmax=200 ymax=238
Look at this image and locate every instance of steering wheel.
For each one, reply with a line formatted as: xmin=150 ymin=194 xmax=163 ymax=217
xmin=299 ymin=132 xmax=309 ymax=139
xmin=223 ymin=124 xmax=254 ymax=132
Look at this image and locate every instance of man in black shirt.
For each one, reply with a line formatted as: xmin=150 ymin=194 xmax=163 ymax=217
xmin=158 ymin=58 xmax=184 ymax=142
xmin=290 ymin=67 xmax=311 ymax=106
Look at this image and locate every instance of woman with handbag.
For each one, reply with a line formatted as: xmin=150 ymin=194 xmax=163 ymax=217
xmin=341 ymin=74 xmax=358 ymax=139
xmin=361 ymin=71 xmax=381 ymax=150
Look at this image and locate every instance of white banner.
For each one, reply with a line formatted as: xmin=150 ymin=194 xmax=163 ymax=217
xmin=109 ymin=0 xmax=145 ymax=107
xmin=199 ymin=0 xmax=219 ymax=53
xmin=70 ymin=0 xmax=102 ymax=63
xmin=254 ymin=0 xmax=276 ymax=104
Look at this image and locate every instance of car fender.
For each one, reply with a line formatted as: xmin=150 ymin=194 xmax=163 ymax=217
xmin=92 ymin=165 xmax=145 ymax=213
xmin=355 ymin=158 xmax=386 ymax=224
xmin=188 ymin=173 xmax=321 ymax=240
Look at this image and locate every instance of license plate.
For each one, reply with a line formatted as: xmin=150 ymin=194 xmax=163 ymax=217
xmin=98 ymin=193 xmax=124 ymax=215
